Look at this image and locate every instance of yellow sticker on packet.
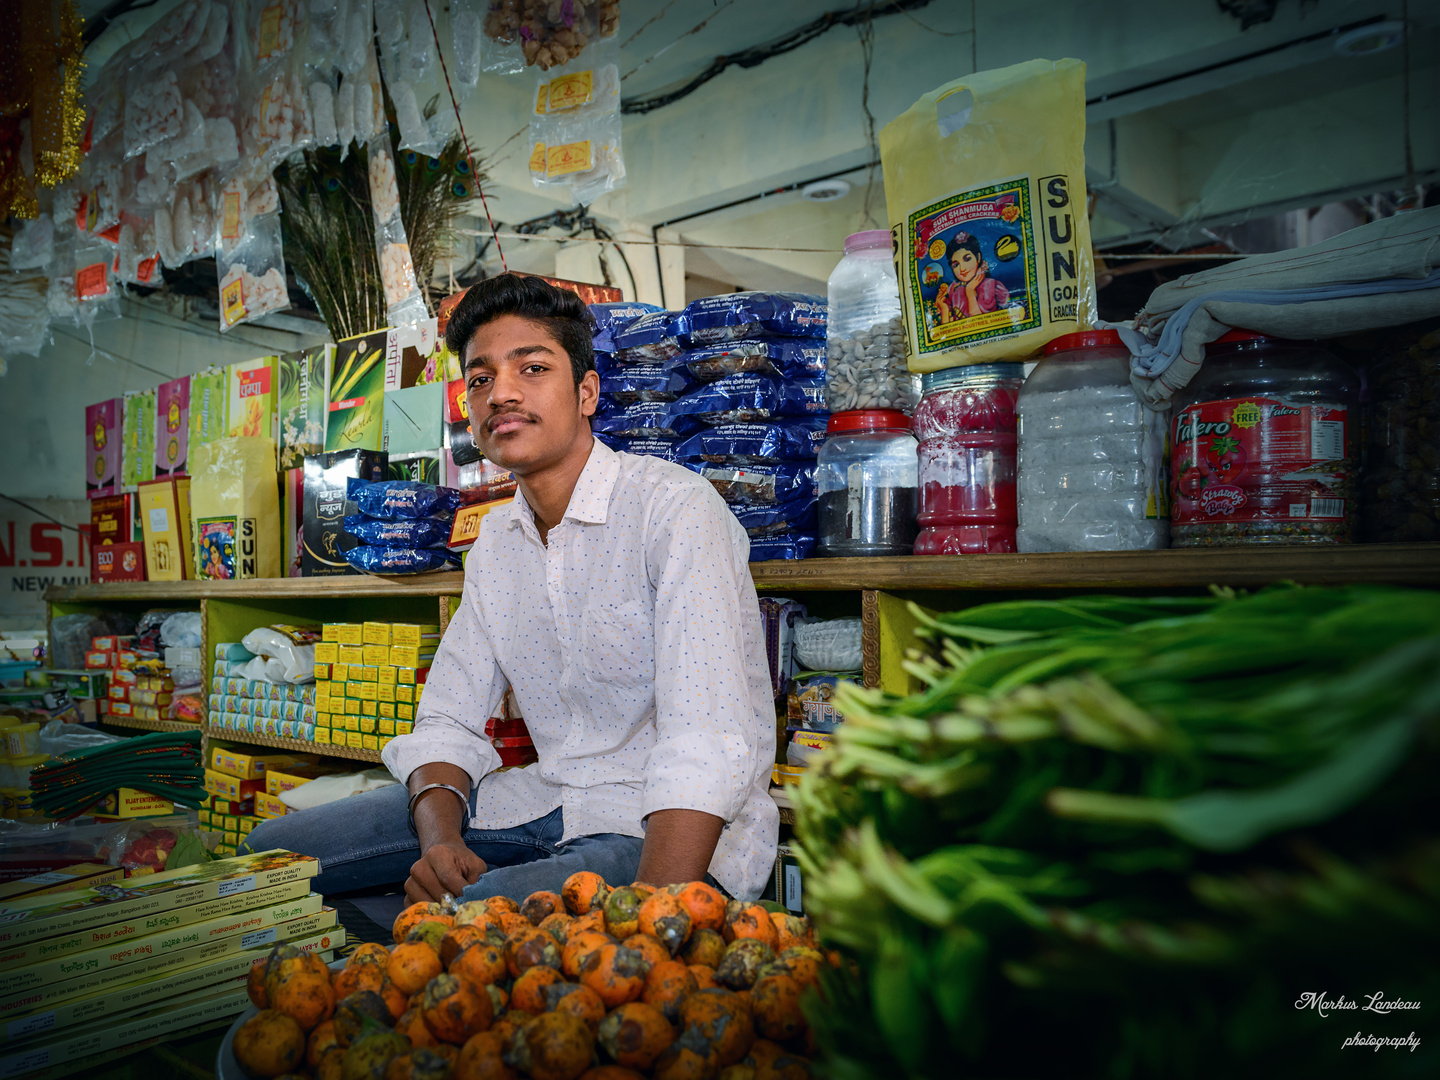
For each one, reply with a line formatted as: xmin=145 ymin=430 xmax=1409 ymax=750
xmin=546 ymin=140 xmax=593 ymax=178
xmin=546 ymin=71 xmax=594 ymax=112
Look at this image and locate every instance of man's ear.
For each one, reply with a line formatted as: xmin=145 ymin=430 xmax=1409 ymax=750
xmin=578 ymin=368 xmax=600 ymax=418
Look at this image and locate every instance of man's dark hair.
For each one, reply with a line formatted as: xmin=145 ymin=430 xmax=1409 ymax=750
xmin=444 ymin=273 xmax=596 ymax=387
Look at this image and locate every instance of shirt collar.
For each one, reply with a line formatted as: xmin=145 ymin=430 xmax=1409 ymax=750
xmin=506 ymin=438 xmax=618 ymax=531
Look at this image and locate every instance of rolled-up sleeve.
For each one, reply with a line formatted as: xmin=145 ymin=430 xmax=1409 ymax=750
xmin=380 ymin=554 xmax=505 ymax=790
xmin=641 ymin=482 xmax=766 ymax=824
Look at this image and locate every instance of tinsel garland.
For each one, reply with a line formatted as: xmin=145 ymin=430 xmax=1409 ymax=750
xmin=0 ymin=0 xmax=86 ymax=219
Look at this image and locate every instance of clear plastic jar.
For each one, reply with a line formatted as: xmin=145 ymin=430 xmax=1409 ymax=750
xmin=5 ymin=721 xmax=40 ymax=758
xmin=913 ymin=364 xmax=1023 ymax=554
xmin=817 ymin=410 xmax=919 ymax=556
xmin=825 ymin=230 xmax=918 ymax=413
xmin=1017 ymin=330 xmax=1169 ymax=552
xmin=1172 ymin=331 xmax=1360 ymax=546
xmin=1361 ymin=323 xmax=1440 ymax=542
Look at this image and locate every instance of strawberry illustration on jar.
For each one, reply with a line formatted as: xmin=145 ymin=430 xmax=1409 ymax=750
xmin=1204 ymin=435 xmax=1247 ymax=484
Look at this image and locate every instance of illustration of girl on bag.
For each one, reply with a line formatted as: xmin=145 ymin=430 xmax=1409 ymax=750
xmin=934 ymin=232 xmax=1009 ymax=323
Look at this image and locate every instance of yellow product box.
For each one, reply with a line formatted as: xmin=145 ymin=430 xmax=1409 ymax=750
xmin=396 ymin=685 xmax=413 ymax=704
xmin=362 ymin=645 xmax=389 ymax=667
xmin=313 ymin=728 xmax=332 ymax=745
xmin=380 ymin=736 xmax=393 ymax=752
xmin=326 ymin=623 xmax=363 ymax=645
xmin=378 ymin=665 xmax=397 ymax=685
xmin=214 ymin=843 xmax=234 ymax=857
xmin=346 ymin=731 xmax=363 ymax=748
xmin=362 ymin=622 xmax=391 ymax=646
xmin=397 ymin=667 xmax=424 ymax=685
xmin=361 ymin=735 xmax=378 ymax=751
xmin=398 ymin=703 xmax=414 ymax=720
xmin=98 ymin=787 xmax=177 ymax=818
xmin=210 ymin=744 xmax=315 ymax=781
xmin=315 ymin=694 xmax=331 ymax=715
xmin=265 ymin=766 xmax=333 ymax=798
xmin=344 ymin=699 xmax=360 ymax=715
xmin=314 ymin=642 xmax=339 ymax=664
xmin=203 ymin=769 xmax=263 ymax=803
xmin=345 ymin=680 xmax=362 ymax=699
xmin=389 ymin=646 xmax=436 ymax=669
xmin=254 ymin=791 xmax=289 ymax=818
xmin=358 ymin=717 xmax=377 ymax=733
xmin=377 ymin=684 xmax=395 ymax=703
xmin=238 ymin=816 xmax=260 ymax=833
xmin=314 ymin=663 xmax=331 ymax=681
xmin=223 ymin=830 xmax=240 ymax=847
xmin=219 ymin=815 xmax=237 ymax=832
xmin=390 ymin=623 xmax=440 ymax=649
xmin=378 ymin=702 xmax=395 ymax=719
xmin=358 ymin=682 xmax=378 ymax=701
xmin=378 ymin=718 xmax=395 ymax=735
xmin=0 ymin=863 xmax=125 ymax=903
xmin=355 ymin=666 xmax=377 ymax=682
xmin=396 ymin=721 xmax=413 ymax=735
xmin=198 ymin=809 xmax=212 ymax=825
xmin=137 ymin=476 xmax=195 ymax=581
xmin=337 ymin=645 xmax=364 ymax=666
xmin=331 ymin=663 xmax=349 ymax=683
xmin=361 ymin=701 xmax=377 ymax=717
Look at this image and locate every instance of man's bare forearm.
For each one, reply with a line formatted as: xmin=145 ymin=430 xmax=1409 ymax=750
xmin=408 ymin=763 xmax=473 ymax=851
xmin=636 ymin=808 xmax=724 ymax=886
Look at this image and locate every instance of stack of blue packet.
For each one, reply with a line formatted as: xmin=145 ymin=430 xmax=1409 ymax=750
xmin=342 ymin=479 xmax=463 ymax=573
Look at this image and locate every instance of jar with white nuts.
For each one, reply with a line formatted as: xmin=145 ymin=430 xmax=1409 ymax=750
xmin=825 ymin=230 xmax=919 ymax=413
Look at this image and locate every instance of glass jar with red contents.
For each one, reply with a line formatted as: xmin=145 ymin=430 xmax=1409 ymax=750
xmin=913 ymin=363 xmax=1024 ymax=555
xmin=1171 ymin=331 xmax=1360 ymax=546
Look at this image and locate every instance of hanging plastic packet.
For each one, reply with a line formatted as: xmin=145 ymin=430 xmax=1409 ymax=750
xmin=340 ymin=0 xmax=373 ymax=77
xmin=451 ymin=0 xmax=483 ymax=93
xmin=345 ymin=545 xmax=458 ymax=574
xmin=679 ymin=418 xmax=829 ymax=464
xmin=216 ymin=213 xmax=289 ymax=332
xmin=749 ymin=535 xmax=817 ymax=561
xmin=589 ymin=301 xmax=662 ymax=351
xmin=374 ymin=0 xmax=444 ymax=157
xmin=529 ymin=113 xmax=624 ymax=203
xmin=10 ymin=214 xmax=55 ymax=272
xmin=593 ymin=401 xmax=702 ymax=440
xmin=599 ymin=364 xmax=695 ymax=405
xmin=699 ymin=462 xmax=817 ymax=505
xmin=614 ymin=311 xmax=689 ymax=364
xmin=347 ymin=478 xmax=464 ymax=520
xmin=367 ymin=136 xmax=430 ymax=326
xmin=682 ymin=292 xmax=828 ymax=346
xmin=534 ymin=45 xmax=621 ymax=122
xmin=307 ymin=0 xmax=347 ymax=67
xmin=668 ymin=374 xmax=826 ymax=426
xmin=73 ymin=240 xmax=122 ymax=326
xmin=343 ymin=515 xmax=450 ymax=549
xmin=123 ymin=68 xmax=184 ymax=162
xmin=669 ymin=339 xmax=828 ymax=382
xmin=880 ymin=59 xmax=1096 ymax=371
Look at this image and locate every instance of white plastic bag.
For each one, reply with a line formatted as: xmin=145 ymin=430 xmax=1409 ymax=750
xmin=216 ymin=213 xmax=289 ymax=331
xmin=240 ymin=624 xmax=320 ymax=683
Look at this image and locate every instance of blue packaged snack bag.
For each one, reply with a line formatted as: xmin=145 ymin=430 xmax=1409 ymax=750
xmin=668 ymin=373 xmax=826 ymax=425
xmin=599 ymin=363 xmax=697 ymax=404
xmin=614 ymin=310 xmax=689 ymax=363
xmin=748 ymin=534 xmax=817 ymax=561
xmin=590 ymin=301 xmax=663 ymax=352
xmin=344 ymin=545 xmax=460 ymax=573
xmin=593 ymin=348 xmax=618 ymax=374
xmin=730 ymin=496 xmax=818 ymax=534
xmin=671 ymin=339 xmax=826 ymax=381
xmin=683 ymin=292 xmax=826 ymax=346
xmin=346 ymin=478 xmax=464 ymax=520
xmin=679 ymin=418 xmax=828 ymax=463
xmin=599 ymin=435 xmax=694 ymax=462
xmin=593 ymin=400 xmax=703 ymax=439
xmin=342 ymin=516 xmax=450 ymax=549
xmin=698 ymin=461 xmax=816 ymax=504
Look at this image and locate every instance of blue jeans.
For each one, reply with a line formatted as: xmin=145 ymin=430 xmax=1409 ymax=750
xmin=239 ymin=782 xmax=646 ymax=903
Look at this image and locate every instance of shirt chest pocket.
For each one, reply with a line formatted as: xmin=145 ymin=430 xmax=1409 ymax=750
xmin=580 ymin=604 xmax=654 ymax=686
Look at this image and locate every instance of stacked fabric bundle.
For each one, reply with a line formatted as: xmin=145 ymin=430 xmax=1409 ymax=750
xmin=27 ymin=729 xmax=204 ymax=819
xmin=593 ymin=293 xmax=830 ymax=559
xmin=342 ymin=479 xmax=464 ymax=574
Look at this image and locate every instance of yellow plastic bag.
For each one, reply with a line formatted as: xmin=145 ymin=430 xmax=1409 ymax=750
xmin=880 ymin=58 xmax=1096 ymax=372
xmin=188 ymin=437 xmax=281 ymax=580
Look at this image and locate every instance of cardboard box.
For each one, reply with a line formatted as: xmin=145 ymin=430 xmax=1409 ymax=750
xmin=279 ymin=344 xmax=332 ymax=470
xmin=362 ymin=644 xmax=389 ymax=667
xmin=154 ymin=376 xmax=190 ymax=478
xmin=301 ymin=450 xmax=387 ymax=576
xmin=265 ymin=766 xmax=335 ymax=798
xmin=323 ymin=623 xmax=364 ymax=645
xmin=90 ymin=492 xmax=134 ymax=548
xmin=98 ymin=787 xmax=177 ymax=818
xmin=386 ymin=450 xmax=442 ymax=485
xmin=121 ymin=389 xmax=157 ymax=490
xmin=282 ymin=466 xmax=304 ymax=577
xmin=327 ymin=331 xmax=386 ymax=452
xmin=314 ymin=642 xmax=339 ymax=662
xmin=390 ymin=645 xmax=436 ymax=669
xmin=138 ymin=476 xmax=194 ymax=580
xmin=37 ymin=669 xmax=107 ymax=699
xmin=0 ymin=864 xmax=125 ymax=904
xmin=227 ymin=355 xmax=280 ymax=442
xmin=188 ymin=365 xmax=229 ymax=454
xmin=209 ymin=743 xmax=316 ymax=781
xmin=203 ymin=769 xmax=264 ymax=802
xmin=391 ymin=623 xmax=440 ymax=649
xmin=384 ymin=319 xmax=442 ymax=391
xmin=444 ymin=377 xmax=480 ymax=466
xmin=93 ymin=541 xmax=146 ymax=583
xmin=85 ymin=397 xmax=121 ymax=500
xmin=447 ymin=497 xmax=513 ymax=552
xmin=382 ymin=380 xmax=444 ymax=456
xmin=362 ymin=621 xmax=391 ymax=646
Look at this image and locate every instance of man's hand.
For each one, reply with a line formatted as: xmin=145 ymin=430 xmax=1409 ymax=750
xmin=636 ymin=808 xmax=725 ymax=887
xmin=406 ymin=841 xmax=485 ymax=904
xmin=406 ymin=762 xmax=482 ymax=903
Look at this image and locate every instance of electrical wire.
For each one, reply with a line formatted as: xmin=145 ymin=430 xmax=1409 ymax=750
xmin=0 ymin=494 xmax=85 ymax=534
xmin=622 ymin=0 xmax=739 ymax=83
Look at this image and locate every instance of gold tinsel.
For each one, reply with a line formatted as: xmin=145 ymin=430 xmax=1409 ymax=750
xmin=0 ymin=0 xmax=85 ymax=220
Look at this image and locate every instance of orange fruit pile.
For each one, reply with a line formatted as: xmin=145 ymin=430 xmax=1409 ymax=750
xmin=230 ymin=873 xmax=829 ymax=1079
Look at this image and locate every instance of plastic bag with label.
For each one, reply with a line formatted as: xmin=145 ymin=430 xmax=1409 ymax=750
xmin=529 ymin=113 xmax=624 ymax=203
xmin=216 ymin=213 xmax=290 ymax=332
xmin=374 ymin=0 xmax=444 ymax=156
xmin=73 ymin=239 xmax=121 ymax=324
xmin=482 ymin=0 xmax=619 ymax=73
xmin=452 ymin=0 xmax=483 ymax=92
xmin=10 ymin=214 xmax=55 ymax=272
xmin=367 ymin=136 xmax=429 ymax=325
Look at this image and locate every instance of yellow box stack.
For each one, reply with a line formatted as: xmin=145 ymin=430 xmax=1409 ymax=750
xmin=313 ymin=622 xmax=436 ymax=751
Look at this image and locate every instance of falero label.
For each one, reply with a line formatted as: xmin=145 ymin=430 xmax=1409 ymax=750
xmin=1171 ymin=396 xmax=1351 ymax=525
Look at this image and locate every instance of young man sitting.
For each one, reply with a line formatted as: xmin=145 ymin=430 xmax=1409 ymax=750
xmin=243 ymin=274 xmax=778 ymax=905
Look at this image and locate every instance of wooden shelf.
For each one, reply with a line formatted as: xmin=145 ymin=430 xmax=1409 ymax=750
xmin=100 ymin=715 xmax=205 ymax=735
xmin=204 ymin=724 xmax=383 ymax=763
xmin=46 ymin=573 xmax=467 ymax=604
xmin=748 ymin=543 xmax=1440 ymax=591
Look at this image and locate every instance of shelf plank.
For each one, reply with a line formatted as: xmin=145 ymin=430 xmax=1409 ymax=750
xmin=101 ymin=715 xmax=205 ymax=734
xmin=46 ymin=573 xmax=467 ymax=603
xmin=203 ymin=725 xmax=383 ymax=763
xmin=748 ymin=543 xmax=1440 ymax=591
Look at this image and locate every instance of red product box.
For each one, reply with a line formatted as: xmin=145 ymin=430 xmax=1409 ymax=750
xmin=92 ymin=635 xmax=136 ymax=652
xmin=85 ymin=650 xmax=114 ymax=670
xmin=93 ymin=541 xmax=147 ymax=583
xmin=109 ymin=700 xmax=134 ymax=717
xmin=107 ymin=684 xmax=130 ymax=702
xmin=116 ymin=650 xmax=141 ymax=669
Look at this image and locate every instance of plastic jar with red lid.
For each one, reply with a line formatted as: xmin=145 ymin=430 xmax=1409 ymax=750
xmin=816 ymin=410 xmax=919 ymax=557
xmin=912 ymin=364 xmax=1023 ymax=555
xmin=1171 ymin=330 xmax=1360 ymax=545
xmin=1017 ymin=329 xmax=1170 ymax=551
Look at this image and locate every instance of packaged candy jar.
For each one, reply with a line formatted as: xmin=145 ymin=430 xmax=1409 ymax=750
xmin=913 ymin=364 xmax=1023 ymax=554
xmin=1017 ymin=330 xmax=1169 ymax=552
xmin=825 ymin=230 xmax=918 ymax=413
xmin=1171 ymin=331 xmax=1359 ymax=546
